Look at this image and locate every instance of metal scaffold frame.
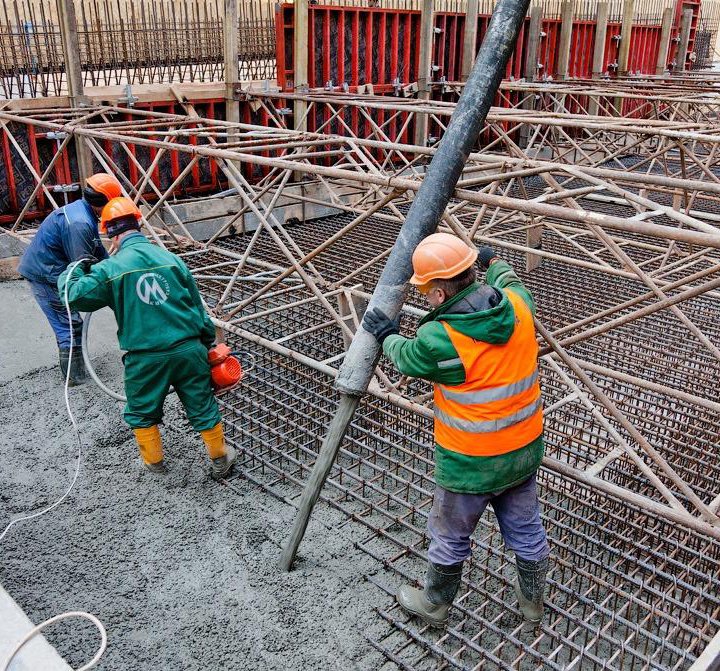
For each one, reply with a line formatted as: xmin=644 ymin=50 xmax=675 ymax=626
xmin=3 ymin=97 xmax=720 ymax=534
xmin=3 ymin=91 xmax=720 ymax=667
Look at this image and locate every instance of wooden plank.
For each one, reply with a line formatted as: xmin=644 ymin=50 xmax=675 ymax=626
xmin=556 ymin=0 xmax=574 ymax=79
xmin=460 ymin=0 xmax=478 ymax=81
xmin=413 ymin=0 xmax=434 ymax=147
xmin=224 ymin=0 xmax=240 ymax=126
xmin=617 ymin=0 xmax=634 ymax=77
xmin=57 ymin=0 xmax=92 ymax=181
xmin=293 ymin=0 xmax=309 ymax=133
xmin=676 ymin=7 xmax=693 ymax=73
xmin=655 ymin=6 xmax=673 ymax=75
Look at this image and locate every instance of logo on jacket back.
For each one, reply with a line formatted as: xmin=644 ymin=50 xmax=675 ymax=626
xmin=136 ymin=272 xmax=170 ymax=305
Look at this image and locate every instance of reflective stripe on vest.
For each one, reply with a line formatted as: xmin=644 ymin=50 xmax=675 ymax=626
xmin=433 ymin=289 xmax=543 ymax=458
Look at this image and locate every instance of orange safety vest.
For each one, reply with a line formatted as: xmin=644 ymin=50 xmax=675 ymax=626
xmin=433 ymin=289 xmax=543 ymax=457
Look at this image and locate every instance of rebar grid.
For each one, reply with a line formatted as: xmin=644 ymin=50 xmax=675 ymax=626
xmin=212 ymin=339 xmax=720 ymax=670
xmin=183 ymin=204 xmax=720 ymax=518
xmin=175 ymin=195 xmax=720 ymax=666
xmin=0 ymin=0 xmax=276 ymax=99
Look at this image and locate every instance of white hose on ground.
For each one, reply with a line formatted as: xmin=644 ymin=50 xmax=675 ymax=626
xmin=0 ymin=259 xmax=87 ymax=541
xmin=0 ymin=259 xmax=108 ymax=671
xmin=0 ymin=611 xmax=107 ymax=671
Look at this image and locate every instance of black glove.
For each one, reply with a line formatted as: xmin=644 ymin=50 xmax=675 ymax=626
xmin=477 ymin=245 xmax=497 ymax=270
xmin=363 ymin=307 xmax=400 ymax=345
xmin=80 ymin=257 xmax=99 ymax=273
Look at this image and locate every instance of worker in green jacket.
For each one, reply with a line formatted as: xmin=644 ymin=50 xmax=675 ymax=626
xmin=58 ymin=196 xmax=237 ymax=479
xmin=363 ymin=233 xmax=549 ymax=631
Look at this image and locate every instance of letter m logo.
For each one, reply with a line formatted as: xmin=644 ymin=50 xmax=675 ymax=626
xmin=136 ymin=272 xmax=169 ymax=305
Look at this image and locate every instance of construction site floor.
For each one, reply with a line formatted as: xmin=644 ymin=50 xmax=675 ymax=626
xmin=0 ymin=280 xmax=389 ymax=670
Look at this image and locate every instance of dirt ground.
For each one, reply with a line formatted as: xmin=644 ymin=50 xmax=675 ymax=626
xmin=0 ymin=280 xmax=391 ymax=670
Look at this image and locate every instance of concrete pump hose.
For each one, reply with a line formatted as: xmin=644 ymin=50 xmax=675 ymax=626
xmin=81 ymin=312 xmax=127 ymax=402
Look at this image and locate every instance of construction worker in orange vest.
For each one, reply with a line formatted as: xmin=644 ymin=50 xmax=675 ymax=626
xmin=363 ymin=233 xmax=549 ymax=630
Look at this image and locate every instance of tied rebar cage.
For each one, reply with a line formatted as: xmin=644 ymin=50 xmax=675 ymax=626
xmin=0 ymin=0 xmax=277 ymax=99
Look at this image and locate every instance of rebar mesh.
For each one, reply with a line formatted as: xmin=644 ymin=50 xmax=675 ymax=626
xmin=182 ymin=205 xmax=720 ymax=669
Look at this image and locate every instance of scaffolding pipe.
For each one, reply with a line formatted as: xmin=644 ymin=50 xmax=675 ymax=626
xmin=278 ymin=0 xmax=532 ymax=571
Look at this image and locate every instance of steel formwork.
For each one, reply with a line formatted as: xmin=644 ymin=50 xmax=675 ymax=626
xmin=3 ymin=99 xmax=720 ymax=667
xmin=275 ymin=2 xmax=691 ymax=92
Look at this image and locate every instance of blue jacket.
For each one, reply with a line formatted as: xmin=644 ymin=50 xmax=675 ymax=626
xmin=18 ymin=199 xmax=108 ymax=285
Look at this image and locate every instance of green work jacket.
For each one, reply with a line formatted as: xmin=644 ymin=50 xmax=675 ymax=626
xmin=57 ymin=233 xmax=216 ymax=353
xmin=382 ymin=260 xmax=544 ymax=494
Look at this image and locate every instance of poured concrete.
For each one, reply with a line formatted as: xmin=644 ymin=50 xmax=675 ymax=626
xmin=0 ymin=279 xmax=388 ymax=670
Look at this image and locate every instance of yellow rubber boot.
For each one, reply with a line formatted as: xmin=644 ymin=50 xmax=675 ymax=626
xmin=133 ymin=426 xmax=166 ymax=473
xmin=200 ymin=423 xmax=237 ymax=480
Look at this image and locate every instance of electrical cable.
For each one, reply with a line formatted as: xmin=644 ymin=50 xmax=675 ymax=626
xmin=81 ymin=315 xmax=124 ymax=402
xmin=0 ymin=258 xmax=107 ymax=670
xmin=231 ymin=351 xmax=256 ymax=374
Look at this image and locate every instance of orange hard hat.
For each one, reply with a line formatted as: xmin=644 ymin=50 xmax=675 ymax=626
xmin=99 ymin=196 xmax=142 ymax=234
xmin=409 ymin=233 xmax=478 ymax=285
xmin=85 ymin=173 xmax=122 ymax=202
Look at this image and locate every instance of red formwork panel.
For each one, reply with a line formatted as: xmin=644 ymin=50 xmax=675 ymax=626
xmin=628 ymin=23 xmax=663 ymax=74
xmin=568 ymin=21 xmax=596 ymax=78
xmin=277 ymin=4 xmax=422 ymax=92
xmin=278 ymin=6 xmax=540 ymax=92
xmin=0 ymin=122 xmax=77 ymax=226
xmin=275 ymin=4 xmax=672 ymax=101
xmin=536 ymin=19 xmax=558 ymax=78
xmin=603 ymin=22 xmax=622 ymax=73
xmin=0 ymin=100 xmax=231 ymax=226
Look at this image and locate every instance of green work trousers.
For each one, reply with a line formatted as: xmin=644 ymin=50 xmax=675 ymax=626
xmin=123 ymin=338 xmax=221 ymax=432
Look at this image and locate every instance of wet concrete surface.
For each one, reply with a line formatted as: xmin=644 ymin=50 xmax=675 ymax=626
xmin=0 ymin=280 xmax=390 ymax=670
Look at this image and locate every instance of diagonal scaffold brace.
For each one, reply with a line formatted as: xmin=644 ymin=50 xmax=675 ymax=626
xmin=278 ymin=0 xmax=533 ymax=571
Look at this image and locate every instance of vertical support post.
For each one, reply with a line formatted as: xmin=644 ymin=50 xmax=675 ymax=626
xmin=519 ymin=6 xmax=542 ymax=148
xmin=414 ymin=0 xmax=435 ymax=147
xmin=523 ymin=6 xmax=542 ymax=82
xmin=526 ymin=221 xmax=543 ymax=272
xmin=461 ymin=0 xmax=479 ymax=81
xmin=617 ymin=0 xmax=634 ymax=77
xmin=655 ymin=7 xmax=673 ymax=74
xmin=591 ymin=2 xmax=608 ymax=78
xmin=224 ymin=0 xmax=240 ymax=134
xmin=57 ymin=0 xmax=92 ymax=182
xmin=294 ymin=0 xmax=310 ymax=133
xmin=556 ymin=0 xmax=574 ymax=80
xmin=676 ymin=8 xmax=693 ymax=73
xmin=588 ymin=2 xmax=608 ymax=116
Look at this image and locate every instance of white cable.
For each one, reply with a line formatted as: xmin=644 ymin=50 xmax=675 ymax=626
xmin=0 ymin=611 xmax=107 ymax=671
xmin=0 ymin=259 xmax=86 ymax=543
xmin=0 ymin=259 xmax=108 ymax=670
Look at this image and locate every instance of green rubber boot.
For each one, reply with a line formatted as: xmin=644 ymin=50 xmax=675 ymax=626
xmin=514 ymin=556 xmax=549 ymax=630
xmin=59 ymin=348 xmax=87 ymax=386
xmin=396 ymin=561 xmax=463 ymax=628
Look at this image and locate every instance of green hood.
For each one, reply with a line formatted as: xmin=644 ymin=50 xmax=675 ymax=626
xmin=419 ymin=281 xmax=516 ymax=345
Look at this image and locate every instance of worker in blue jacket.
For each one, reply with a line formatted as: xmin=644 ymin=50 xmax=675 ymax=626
xmin=17 ymin=173 xmax=122 ymax=385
